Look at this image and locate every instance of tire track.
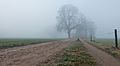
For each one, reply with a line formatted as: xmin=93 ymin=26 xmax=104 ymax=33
xmin=81 ymin=40 xmax=120 ymax=66
xmin=0 ymin=40 xmax=70 ymax=66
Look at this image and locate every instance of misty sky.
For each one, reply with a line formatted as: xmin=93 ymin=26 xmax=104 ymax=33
xmin=0 ymin=0 xmax=120 ymax=38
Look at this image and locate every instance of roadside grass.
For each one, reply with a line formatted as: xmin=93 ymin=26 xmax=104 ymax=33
xmin=95 ymin=38 xmax=117 ymax=47
xmin=52 ymin=41 xmax=96 ymax=66
xmin=0 ymin=39 xmax=60 ymax=49
xmin=93 ymin=38 xmax=120 ymax=59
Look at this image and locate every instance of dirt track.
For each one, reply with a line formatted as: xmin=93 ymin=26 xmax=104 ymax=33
xmin=0 ymin=40 xmax=70 ymax=66
xmin=81 ymin=40 xmax=120 ymax=66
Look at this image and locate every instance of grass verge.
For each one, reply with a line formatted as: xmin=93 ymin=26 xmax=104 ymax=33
xmin=51 ymin=41 xmax=96 ymax=66
xmin=87 ymin=39 xmax=120 ymax=61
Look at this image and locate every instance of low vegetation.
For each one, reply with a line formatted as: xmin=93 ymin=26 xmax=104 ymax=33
xmin=95 ymin=39 xmax=117 ymax=47
xmin=93 ymin=38 xmax=120 ymax=59
xmin=0 ymin=39 xmax=59 ymax=49
xmin=52 ymin=41 xmax=96 ymax=66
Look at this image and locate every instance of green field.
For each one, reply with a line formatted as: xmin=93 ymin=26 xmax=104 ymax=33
xmin=95 ymin=38 xmax=120 ymax=47
xmin=0 ymin=39 xmax=60 ymax=49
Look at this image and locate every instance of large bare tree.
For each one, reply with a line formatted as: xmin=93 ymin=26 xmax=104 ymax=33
xmin=56 ymin=4 xmax=85 ymax=38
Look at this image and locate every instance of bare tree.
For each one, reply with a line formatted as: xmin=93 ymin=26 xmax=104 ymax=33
xmin=73 ymin=20 xmax=96 ymax=41
xmin=87 ymin=21 xmax=96 ymax=41
xmin=56 ymin=4 xmax=85 ymax=38
xmin=74 ymin=21 xmax=87 ymax=39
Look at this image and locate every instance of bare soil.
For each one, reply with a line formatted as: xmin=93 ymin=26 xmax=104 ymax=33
xmin=81 ymin=40 xmax=120 ymax=66
xmin=0 ymin=40 xmax=70 ymax=66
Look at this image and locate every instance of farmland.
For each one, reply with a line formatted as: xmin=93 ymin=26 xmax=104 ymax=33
xmin=0 ymin=39 xmax=60 ymax=49
xmin=95 ymin=38 xmax=120 ymax=47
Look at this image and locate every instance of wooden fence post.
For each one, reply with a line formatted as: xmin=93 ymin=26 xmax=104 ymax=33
xmin=114 ymin=29 xmax=118 ymax=48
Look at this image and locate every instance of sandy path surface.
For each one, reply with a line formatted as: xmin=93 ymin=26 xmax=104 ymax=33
xmin=0 ymin=40 xmax=70 ymax=66
xmin=81 ymin=40 xmax=120 ymax=66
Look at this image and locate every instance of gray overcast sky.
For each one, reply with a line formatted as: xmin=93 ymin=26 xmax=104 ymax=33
xmin=0 ymin=0 xmax=120 ymax=38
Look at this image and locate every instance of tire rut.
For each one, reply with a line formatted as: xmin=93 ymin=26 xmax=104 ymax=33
xmin=81 ymin=40 xmax=120 ymax=66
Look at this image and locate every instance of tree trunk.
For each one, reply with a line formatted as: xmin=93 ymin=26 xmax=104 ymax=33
xmin=90 ymin=34 xmax=93 ymax=41
xmin=67 ymin=30 xmax=71 ymax=39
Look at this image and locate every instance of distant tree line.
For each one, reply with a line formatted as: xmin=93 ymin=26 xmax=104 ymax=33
xmin=56 ymin=4 xmax=96 ymax=41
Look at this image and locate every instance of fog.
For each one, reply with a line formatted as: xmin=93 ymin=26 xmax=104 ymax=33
xmin=0 ymin=0 xmax=120 ymax=38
